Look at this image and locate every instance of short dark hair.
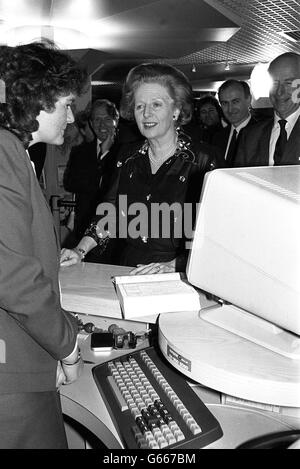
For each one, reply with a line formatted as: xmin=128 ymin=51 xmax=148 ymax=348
xmin=218 ymin=79 xmax=251 ymax=99
xmin=197 ymin=95 xmax=223 ymax=120
xmin=91 ymin=99 xmax=120 ymax=123
xmin=120 ymin=63 xmax=194 ymax=125
xmin=0 ymin=41 xmax=88 ymax=147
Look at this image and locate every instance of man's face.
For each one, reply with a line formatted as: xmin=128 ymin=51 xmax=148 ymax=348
xmin=219 ymin=85 xmax=251 ymax=127
xmin=90 ymin=105 xmax=116 ymax=141
xmin=268 ymin=56 xmax=300 ymax=119
xmin=34 ymin=94 xmax=75 ymax=145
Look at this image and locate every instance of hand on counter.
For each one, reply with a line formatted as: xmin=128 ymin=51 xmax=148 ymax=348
xmin=61 ymin=356 xmax=84 ymax=385
xmin=56 ymin=361 xmax=67 ymax=389
xmin=129 ymin=259 xmax=176 ymax=275
xmin=60 ymin=248 xmax=82 ymax=267
xmin=56 ymin=347 xmax=84 ymax=387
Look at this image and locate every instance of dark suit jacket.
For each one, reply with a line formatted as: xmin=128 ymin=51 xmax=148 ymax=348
xmin=64 ymin=138 xmax=121 ymax=240
xmin=0 ymin=129 xmax=78 ymax=394
xmin=211 ymin=116 xmax=257 ymax=167
xmin=235 ymin=116 xmax=300 ymax=167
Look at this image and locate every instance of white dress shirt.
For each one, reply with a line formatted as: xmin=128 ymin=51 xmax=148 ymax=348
xmin=224 ymin=114 xmax=252 ymax=160
xmin=97 ymin=138 xmax=109 ymax=160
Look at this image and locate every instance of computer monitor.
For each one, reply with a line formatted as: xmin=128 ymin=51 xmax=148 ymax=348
xmin=187 ymin=166 xmax=300 ymax=359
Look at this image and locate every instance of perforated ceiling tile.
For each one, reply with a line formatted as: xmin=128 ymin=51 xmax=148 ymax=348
xmin=172 ymin=0 xmax=300 ymax=66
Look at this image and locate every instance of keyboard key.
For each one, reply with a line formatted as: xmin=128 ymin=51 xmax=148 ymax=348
xmin=166 ymin=433 xmax=177 ymax=445
xmin=157 ymin=436 xmax=169 ymax=448
xmin=174 ymin=429 xmax=185 ymax=442
xmin=107 ymin=376 xmax=128 ymax=411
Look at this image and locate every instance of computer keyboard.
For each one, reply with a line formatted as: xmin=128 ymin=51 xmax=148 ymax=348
xmin=92 ymin=346 xmax=223 ymax=449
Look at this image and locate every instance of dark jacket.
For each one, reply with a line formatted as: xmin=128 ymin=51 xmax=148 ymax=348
xmin=64 ymin=138 xmax=122 ymax=240
xmin=235 ymin=116 xmax=300 ymax=167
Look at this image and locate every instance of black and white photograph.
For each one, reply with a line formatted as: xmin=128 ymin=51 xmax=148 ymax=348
xmin=0 ymin=0 xmax=299 ymax=455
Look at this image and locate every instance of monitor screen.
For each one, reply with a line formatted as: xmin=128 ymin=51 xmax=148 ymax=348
xmin=187 ymin=166 xmax=300 ymax=338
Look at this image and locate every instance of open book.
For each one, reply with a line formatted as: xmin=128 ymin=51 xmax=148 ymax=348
xmin=112 ymin=272 xmax=201 ymax=323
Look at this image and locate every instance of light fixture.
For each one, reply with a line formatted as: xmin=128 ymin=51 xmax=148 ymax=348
xmin=191 ymin=64 xmax=196 ymax=73
xmin=224 ymin=42 xmax=231 ymax=72
xmin=250 ymin=62 xmax=272 ymax=99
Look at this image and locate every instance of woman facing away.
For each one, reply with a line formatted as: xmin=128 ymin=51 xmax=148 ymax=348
xmin=60 ymin=63 xmax=224 ymax=275
xmin=0 ymin=42 xmax=87 ymax=448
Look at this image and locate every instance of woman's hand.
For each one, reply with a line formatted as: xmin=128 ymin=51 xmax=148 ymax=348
xmin=60 ymin=248 xmax=81 ymax=267
xmin=130 ymin=259 xmax=176 ymax=275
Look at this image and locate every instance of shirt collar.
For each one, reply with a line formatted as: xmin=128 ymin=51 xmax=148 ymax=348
xmin=232 ymin=113 xmax=252 ymax=133
xmin=274 ymin=106 xmax=300 ymax=128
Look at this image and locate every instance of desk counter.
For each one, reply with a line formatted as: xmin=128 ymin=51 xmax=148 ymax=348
xmin=59 ymin=262 xmax=300 ymax=449
xmin=59 ymin=262 xmax=131 ymax=319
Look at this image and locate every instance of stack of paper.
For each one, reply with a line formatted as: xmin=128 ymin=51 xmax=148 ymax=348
xmin=112 ymin=272 xmax=201 ymax=323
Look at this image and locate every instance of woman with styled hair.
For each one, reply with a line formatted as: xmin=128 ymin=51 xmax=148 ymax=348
xmin=0 ymin=42 xmax=87 ymax=448
xmin=197 ymin=94 xmax=226 ymax=143
xmin=61 ymin=63 xmax=224 ymax=274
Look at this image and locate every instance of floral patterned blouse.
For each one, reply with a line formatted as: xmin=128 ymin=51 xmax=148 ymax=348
xmin=85 ymin=132 xmax=224 ymax=269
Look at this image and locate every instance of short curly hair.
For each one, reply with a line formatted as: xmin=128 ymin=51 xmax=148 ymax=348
xmin=120 ymin=63 xmax=194 ymax=126
xmin=0 ymin=41 xmax=88 ymax=147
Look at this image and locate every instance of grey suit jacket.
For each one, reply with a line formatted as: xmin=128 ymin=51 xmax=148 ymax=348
xmin=235 ymin=116 xmax=300 ymax=167
xmin=0 ymin=129 xmax=78 ymax=393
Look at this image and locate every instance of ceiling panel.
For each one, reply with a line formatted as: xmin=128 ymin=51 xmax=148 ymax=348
xmin=50 ymin=0 xmax=154 ymax=21
xmin=0 ymin=0 xmax=240 ymax=54
xmin=177 ymin=0 xmax=300 ymax=87
xmin=0 ymin=0 xmax=298 ymax=90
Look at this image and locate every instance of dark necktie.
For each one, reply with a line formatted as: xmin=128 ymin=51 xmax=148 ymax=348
xmin=97 ymin=143 xmax=104 ymax=174
xmin=273 ymin=119 xmax=287 ymax=166
xmin=226 ymin=129 xmax=238 ymax=166
xmin=97 ymin=143 xmax=102 ymax=161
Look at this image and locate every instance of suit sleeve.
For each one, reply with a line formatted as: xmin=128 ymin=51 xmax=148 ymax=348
xmin=0 ymin=137 xmax=78 ymax=360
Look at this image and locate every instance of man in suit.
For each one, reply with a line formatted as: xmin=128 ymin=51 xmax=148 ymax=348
xmin=235 ymin=52 xmax=300 ymax=167
xmin=212 ymin=79 xmax=256 ymax=167
xmin=64 ymin=99 xmax=121 ymax=243
xmin=0 ymin=42 xmax=87 ymax=448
